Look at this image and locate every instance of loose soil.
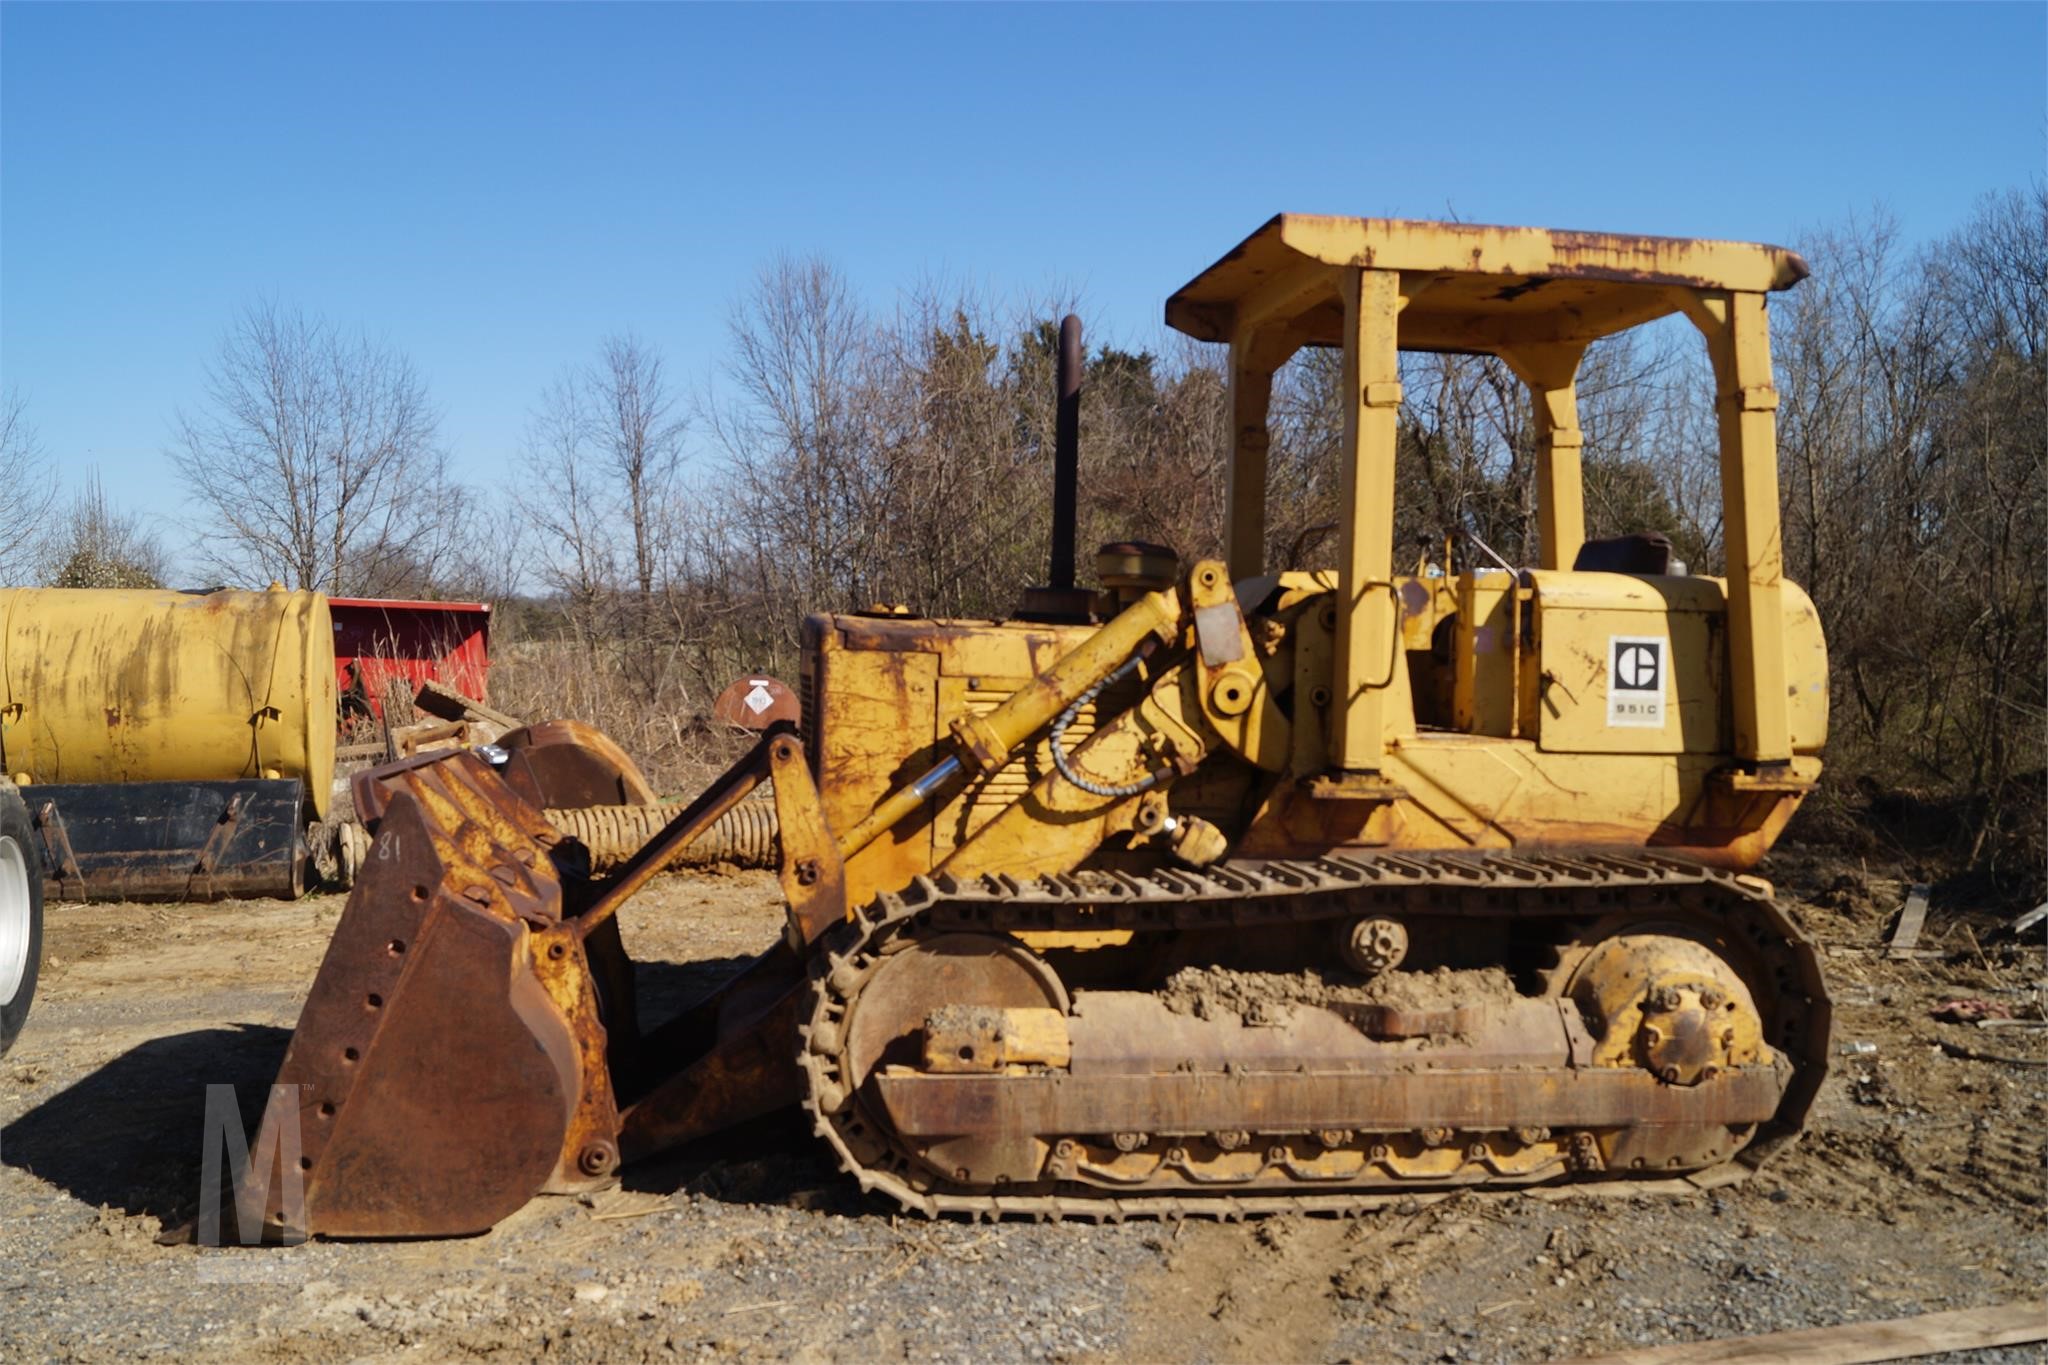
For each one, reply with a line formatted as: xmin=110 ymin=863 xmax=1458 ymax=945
xmin=3 ymin=855 xmax=2042 ymax=1363
xmin=1159 ymin=965 xmax=1520 ymax=1020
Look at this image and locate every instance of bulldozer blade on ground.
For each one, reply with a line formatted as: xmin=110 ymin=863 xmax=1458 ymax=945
xmin=239 ymin=734 xmax=806 ymax=1241
xmin=30 ymin=778 xmax=308 ymax=903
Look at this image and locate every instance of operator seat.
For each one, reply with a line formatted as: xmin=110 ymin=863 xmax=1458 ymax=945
xmin=1572 ymin=532 xmax=1674 ymax=575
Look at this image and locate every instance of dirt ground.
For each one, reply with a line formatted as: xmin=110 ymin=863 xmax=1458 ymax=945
xmin=3 ymin=855 xmax=2043 ymax=1364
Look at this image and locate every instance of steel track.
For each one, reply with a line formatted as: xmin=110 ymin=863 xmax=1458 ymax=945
xmin=798 ymin=850 xmax=1831 ymax=1220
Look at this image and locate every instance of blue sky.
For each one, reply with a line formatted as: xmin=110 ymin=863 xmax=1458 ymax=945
xmin=3 ymin=2 xmax=2042 ymax=571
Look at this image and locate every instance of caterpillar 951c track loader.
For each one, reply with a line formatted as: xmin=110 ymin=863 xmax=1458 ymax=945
xmin=242 ymin=217 xmax=1830 ymax=1238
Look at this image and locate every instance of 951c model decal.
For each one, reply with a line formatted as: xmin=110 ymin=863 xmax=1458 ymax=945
xmin=1607 ymin=635 xmax=1668 ymax=728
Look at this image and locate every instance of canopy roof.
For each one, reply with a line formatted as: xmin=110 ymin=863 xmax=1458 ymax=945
xmin=1165 ymin=215 xmax=1809 ymax=354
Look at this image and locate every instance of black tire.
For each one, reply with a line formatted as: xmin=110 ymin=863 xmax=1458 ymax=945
xmin=0 ymin=783 xmax=42 ymax=1057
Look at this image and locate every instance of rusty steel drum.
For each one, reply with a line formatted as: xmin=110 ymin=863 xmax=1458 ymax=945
xmin=711 ymin=675 xmax=798 ymax=731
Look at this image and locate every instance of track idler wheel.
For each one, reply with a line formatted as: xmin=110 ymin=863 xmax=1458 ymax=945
xmin=1566 ymin=933 xmax=1768 ymax=1086
xmin=814 ymin=931 xmax=1070 ymax=1192
xmin=1560 ymin=931 xmax=1778 ymax=1173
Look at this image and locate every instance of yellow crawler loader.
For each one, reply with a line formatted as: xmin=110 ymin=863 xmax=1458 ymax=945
xmin=243 ymin=217 xmax=1830 ymax=1237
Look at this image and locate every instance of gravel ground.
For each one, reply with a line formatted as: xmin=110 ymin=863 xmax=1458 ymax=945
xmin=2 ymin=857 xmax=2042 ymax=1363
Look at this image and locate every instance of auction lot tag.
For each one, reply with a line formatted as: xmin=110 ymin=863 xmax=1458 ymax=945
xmin=1607 ymin=635 xmax=1667 ymax=728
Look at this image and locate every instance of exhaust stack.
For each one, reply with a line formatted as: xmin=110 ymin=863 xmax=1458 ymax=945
xmin=1020 ymin=313 xmax=1096 ymax=621
xmin=1050 ymin=313 xmax=1081 ymax=591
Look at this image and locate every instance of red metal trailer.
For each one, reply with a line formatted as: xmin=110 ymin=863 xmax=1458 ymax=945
xmin=330 ymin=598 xmax=492 ymax=719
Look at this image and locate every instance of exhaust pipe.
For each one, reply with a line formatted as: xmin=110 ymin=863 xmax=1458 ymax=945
xmin=1020 ymin=313 xmax=1095 ymax=621
xmin=1050 ymin=313 xmax=1081 ymax=592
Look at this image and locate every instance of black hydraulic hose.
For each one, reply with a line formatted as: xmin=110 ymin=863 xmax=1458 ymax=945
xmin=1047 ymin=655 xmax=1164 ymax=799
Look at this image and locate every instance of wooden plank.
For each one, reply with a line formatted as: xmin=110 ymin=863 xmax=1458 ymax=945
xmin=2010 ymin=901 xmax=2048 ymax=936
xmin=1558 ymin=1301 xmax=2048 ymax=1365
xmin=1825 ymin=945 xmax=1944 ymax=960
xmin=414 ymin=678 xmax=523 ymax=732
xmin=1939 ymin=1039 xmax=2048 ymax=1069
xmin=1887 ymin=883 xmax=1932 ymax=955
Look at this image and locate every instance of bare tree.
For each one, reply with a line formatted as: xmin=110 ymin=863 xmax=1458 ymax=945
xmin=171 ymin=301 xmax=452 ymax=594
xmin=37 ymin=470 xmax=169 ymax=589
xmin=0 ymin=390 xmax=57 ymax=581
xmin=709 ymin=255 xmax=887 ymax=660
xmin=517 ymin=371 xmax=614 ymax=639
xmin=593 ymin=335 xmax=686 ymax=605
xmin=516 ymin=334 xmax=688 ymax=690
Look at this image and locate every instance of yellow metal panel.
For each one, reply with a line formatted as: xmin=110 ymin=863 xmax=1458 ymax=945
xmin=1385 ymin=735 xmax=1529 ymax=840
xmin=1535 ymin=597 xmax=1723 ymax=756
xmin=811 ymin=636 xmax=940 ymax=905
xmin=1380 ymin=740 xmax=1820 ymax=870
xmin=963 ymin=627 xmax=1080 ymax=679
xmin=1781 ymin=586 xmax=1829 ymax=756
xmin=824 ymin=593 xmax=1186 ymax=887
xmin=1287 ymin=586 xmax=1333 ymax=778
xmin=1393 ymin=281 xmax=1685 ymax=353
xmin=1529 ymin=571 xmax=1730 ymax=612
xmin=1275 ymin=217 xmax=1807 ymax=291
xmin=0 ymin=586 xmax=336 ymax=816
xmin=1230 ymin=258 xmax=1341 ymax=339
xmin=1528 ymin=570 xmax=1731 ymax=756
xmin=831 ymin=615 xmax=1100 ymax=683
xmin=1378 ymin=599 xmax=1419 ymax=744
xmin=1395 ymin=575 xmax=1451 ymax=652
xmin=929 ymin=630 xmax=1045 ymax=680
xmin=1453 ymin=574 xmax=1518 ymax=736
xmin=932 ymin=676 xmax=1104 ymax=858
xmin=1516 ymin=570 xmax=1825 ymax=761
xmin=938 ymin=667 xmax=1212 ymax=883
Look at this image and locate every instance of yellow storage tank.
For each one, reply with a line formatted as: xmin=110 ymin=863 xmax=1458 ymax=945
xmin=0 ymin=586 xmax=337 ymax=818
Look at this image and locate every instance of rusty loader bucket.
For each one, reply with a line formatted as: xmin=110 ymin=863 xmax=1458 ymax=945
xmin=238 ymin=724 xmax=828 ymax=1239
